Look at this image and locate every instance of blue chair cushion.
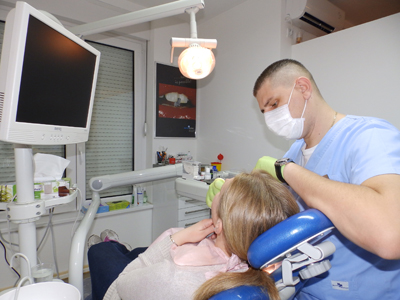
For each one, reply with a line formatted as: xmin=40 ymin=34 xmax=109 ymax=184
xmin=248 ymin=209 xmax=334 ymax=269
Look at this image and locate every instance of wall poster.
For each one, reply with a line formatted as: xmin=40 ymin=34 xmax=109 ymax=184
xmin=156 ymin=63 xmax=196 ymax=137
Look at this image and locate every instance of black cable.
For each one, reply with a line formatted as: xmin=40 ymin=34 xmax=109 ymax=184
xmin=0 ymin=239 xmax=20 ymax=279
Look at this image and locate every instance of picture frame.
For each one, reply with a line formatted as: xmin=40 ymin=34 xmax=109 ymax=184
xmin=155 ymin=63 xmax=196 ymax=138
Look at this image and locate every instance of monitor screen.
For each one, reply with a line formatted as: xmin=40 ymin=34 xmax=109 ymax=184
xmin=17 ymin=15 xmax=96 ymax=128
xmin=0 ymin=2 xmax=100 ymax=145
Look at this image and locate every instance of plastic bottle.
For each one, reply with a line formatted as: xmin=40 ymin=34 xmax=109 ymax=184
xmin=143 ymin=188 xmax=148 ymax=204
xmin=132 ymin=185 xmax=137 ymax=206
xmin=212 ymin=165 xmax=219 ymax=178
xmin=137 ymin=186 xmax=144 ymax=206
xmin=204 ymin=166 xmax=211 ymax=180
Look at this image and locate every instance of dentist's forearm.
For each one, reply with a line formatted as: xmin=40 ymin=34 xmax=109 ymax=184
xmin=283 ymin=162 xmax=400 ymax=259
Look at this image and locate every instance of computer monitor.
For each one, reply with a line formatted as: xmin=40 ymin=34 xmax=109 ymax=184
xmin=0 ymin=1 xmax=100 ymax=145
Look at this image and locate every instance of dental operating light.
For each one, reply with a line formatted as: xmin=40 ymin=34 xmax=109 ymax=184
xmin=69 ymin=0 xmax=216 ymax=80
xmin=170 ymin=7 xmax=217 ymax=79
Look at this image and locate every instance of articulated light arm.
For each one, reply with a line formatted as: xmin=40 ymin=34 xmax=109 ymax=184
xmin=89 ymin=164 xmax=183 ymax=192
xmin=69 ymin=0 xmax=204 ymax=36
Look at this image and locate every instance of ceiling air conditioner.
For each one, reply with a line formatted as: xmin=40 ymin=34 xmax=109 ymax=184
xmin=286 ymin=0 xmax=345 ymax=36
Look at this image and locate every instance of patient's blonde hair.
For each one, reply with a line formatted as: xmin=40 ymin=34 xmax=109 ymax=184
xmin=193 ymin=170 xmax=299 ymax=300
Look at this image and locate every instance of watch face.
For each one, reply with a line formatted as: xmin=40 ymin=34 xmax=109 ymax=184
xmin=276 ymin=158 xmax=292 ymax=165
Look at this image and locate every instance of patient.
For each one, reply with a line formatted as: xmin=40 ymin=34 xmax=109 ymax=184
xmin=87 ymin=170 xmax=299 ymax=300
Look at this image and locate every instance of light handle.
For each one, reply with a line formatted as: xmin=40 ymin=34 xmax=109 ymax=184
xmin=170 ymin=37 xmax=217 ymax=63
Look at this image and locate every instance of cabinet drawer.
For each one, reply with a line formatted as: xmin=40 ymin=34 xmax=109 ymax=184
xmin=178 ymin=215 xmax=210 ymax=228
xmin=178 ymin=206 xmax=210 ymax=221
xmin=178 ymin=197 xmax=207 ymax=209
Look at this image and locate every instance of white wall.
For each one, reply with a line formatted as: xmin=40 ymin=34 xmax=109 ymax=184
xmin=195 ymin=0 xmax=293 ymax=172
xmin=292 ymin=13 xmax=400 ymax=129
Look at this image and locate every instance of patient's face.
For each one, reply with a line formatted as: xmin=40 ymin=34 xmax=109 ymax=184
xmin=211 ymin=178 xmax=232 ymax=227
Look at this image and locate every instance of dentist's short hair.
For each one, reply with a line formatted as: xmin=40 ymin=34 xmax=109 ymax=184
xmin=253 ymin=59 xmax=321 ymax=97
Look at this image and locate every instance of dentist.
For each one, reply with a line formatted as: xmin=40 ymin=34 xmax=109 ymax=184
xmin=206 ymin=58 xmax=400 ymax=299
xmin=251 ymin=59 xmax=400 ymax=299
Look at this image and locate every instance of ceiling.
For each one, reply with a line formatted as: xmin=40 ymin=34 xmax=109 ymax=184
xmin=124 ymin=0 xmax=400 ymax=27
xmin=329 ymin=0 xmax=400 ymax=26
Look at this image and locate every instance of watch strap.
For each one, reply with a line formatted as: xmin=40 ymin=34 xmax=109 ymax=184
xmin=274 ymin=158 xmax=294 ymax=185
xmin=275 ymin=164 xmax=287 ymax=184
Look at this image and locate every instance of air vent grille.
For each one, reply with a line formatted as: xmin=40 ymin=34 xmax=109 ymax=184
xmin=300 ymin=12 xmax=335 ymax=34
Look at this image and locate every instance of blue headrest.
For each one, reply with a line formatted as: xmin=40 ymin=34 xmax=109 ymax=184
xmin=248 ymin=209 xmax=334 ymax=269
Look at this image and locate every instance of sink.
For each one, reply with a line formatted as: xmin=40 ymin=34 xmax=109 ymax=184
xmin=0 ymin=282 xmax=80 ymax=300
xmin=175 ymin=178 xmax=209 ymax=201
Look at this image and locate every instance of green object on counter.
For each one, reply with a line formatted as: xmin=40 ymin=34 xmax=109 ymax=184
xmin=106 ymin=200 xmax=130 ymax=211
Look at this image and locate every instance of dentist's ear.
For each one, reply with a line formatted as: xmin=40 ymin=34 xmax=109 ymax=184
xmin=296 ymin=76 xmax=312 ymax=99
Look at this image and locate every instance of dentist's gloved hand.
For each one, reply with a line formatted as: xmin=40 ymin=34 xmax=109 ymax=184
xmin=206 ymin=178 xmax=225 ymax=208
xmin=254 ymin=156 xmax=279 ymax=180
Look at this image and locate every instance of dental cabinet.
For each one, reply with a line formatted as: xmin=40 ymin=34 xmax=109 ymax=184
xmin=174 ymin=171 xmax=239 ymax=228
xmin=175 ymin=178 xmax=210 ymax=227
xmin=178 ymin=197 xmax=210 ymax=227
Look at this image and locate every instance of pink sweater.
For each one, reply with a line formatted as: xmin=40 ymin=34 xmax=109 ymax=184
xmin=103 ymin=228 xmax=248 ymax=300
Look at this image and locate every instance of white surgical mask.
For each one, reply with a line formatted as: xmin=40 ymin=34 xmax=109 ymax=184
xmin=264 ymin=82 xmax=307 ymax=140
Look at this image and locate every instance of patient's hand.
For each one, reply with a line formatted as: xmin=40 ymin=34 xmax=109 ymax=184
xmin=171 ymin=219 xmax=215 ymax=246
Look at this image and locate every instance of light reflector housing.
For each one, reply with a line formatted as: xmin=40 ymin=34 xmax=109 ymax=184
xmin=178 ymin=44 xmax=215 ymax=79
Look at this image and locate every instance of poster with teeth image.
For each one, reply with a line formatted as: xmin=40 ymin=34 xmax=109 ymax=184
xmin=156 ymin=63 xmax=196 ymax=137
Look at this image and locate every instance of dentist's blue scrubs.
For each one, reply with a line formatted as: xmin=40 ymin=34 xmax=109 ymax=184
xmin=285 ymin=115 xmax=400 ymax=300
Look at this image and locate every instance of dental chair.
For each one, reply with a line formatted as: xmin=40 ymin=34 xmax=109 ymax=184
xmin=68 ymin=165 xmax=335 ymax=299
xmin=211 ymin=208 xmax=335 ymax=300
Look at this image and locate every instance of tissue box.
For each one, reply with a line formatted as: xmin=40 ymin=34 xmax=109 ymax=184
xmin=0 ymin=184 xmax=17 ymax=202
xmin=105 ymin=200 xmax=130 ymax=211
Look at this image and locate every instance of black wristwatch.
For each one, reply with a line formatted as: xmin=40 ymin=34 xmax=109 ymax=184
xmin=275 ymin=158 xmax=294 ymax=185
